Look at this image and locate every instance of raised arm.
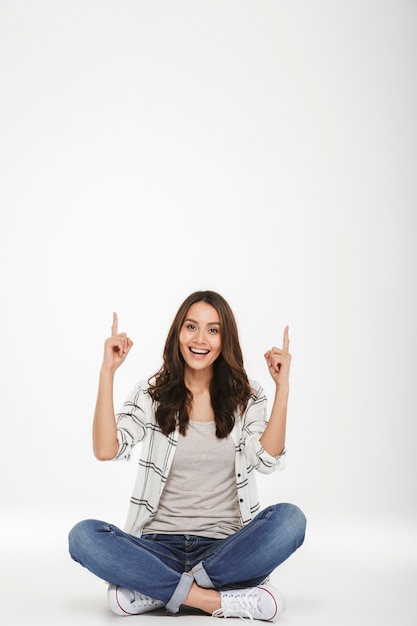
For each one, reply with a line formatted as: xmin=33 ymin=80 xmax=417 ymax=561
xmin=260 ymin=326 xmax=291 ymax=457
xmin=92 ymin=313 xmax=134 ymax=461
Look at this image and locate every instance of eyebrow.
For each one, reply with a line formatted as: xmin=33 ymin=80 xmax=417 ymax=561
xmin=185 ymin=318 xmax=221 ymax=326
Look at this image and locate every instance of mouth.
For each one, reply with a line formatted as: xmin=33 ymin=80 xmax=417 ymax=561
xmin=189 ymin=347 xmax=210 ymax=356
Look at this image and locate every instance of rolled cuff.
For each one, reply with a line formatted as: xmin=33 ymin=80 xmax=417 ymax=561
xmin=192 ymin=562 xmax=215 ymax=589
xmin=165 ymin=572 xmax=194 ymax=614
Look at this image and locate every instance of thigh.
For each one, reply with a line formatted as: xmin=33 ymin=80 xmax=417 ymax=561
xmin=212 ymin=502 xmax=306 ymax=557
xmin=68 ymin=520 xmax=185 ymax=596
xmin=195 ymin=503 xmax=306 ymax=588
xmin=69 ymin=520 xmax=187 ymax=572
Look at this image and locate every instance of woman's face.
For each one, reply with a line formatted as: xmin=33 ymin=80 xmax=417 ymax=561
xmin=179 ymin=301 xmax=222 ymax=371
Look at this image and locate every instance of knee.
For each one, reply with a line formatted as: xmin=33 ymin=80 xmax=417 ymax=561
xmin=275 ymin=503 xmax=307 ymax=548
xmin=68 ymin=519 xmax=100 ymax=562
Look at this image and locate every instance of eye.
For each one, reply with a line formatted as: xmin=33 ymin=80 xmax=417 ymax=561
xmin=186 ymin=323 xmax=196 ymax=331
xmin=208 ymin=327 xmax=219 ymax=334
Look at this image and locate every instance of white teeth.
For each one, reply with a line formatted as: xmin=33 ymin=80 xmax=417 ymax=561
xmin=190 ymin=348 xmax=209 ymax=354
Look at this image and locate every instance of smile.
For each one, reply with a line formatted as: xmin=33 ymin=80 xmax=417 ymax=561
xmin=189 ymin=348 xmax=210 ymax=355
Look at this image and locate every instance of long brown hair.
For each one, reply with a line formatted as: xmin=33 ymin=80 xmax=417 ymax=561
xmin=148 ymin=290 xmax=252 ymax=438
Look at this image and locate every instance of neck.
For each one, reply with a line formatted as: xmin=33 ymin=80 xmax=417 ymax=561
xmin=184 ymin=367 xmax=213 ymax=394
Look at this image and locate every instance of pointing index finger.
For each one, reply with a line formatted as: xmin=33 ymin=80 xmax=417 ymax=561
xmin=283 ymin=325 xmax=290 ymax=352
xmin=111 ymin=312 xmax=118 ymax=336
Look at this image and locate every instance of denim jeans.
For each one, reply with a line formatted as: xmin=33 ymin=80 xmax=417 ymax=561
xmin=68 ymin=503 xmax=306 ymax=614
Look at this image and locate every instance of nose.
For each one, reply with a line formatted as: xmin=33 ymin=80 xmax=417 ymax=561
xmin=195 ymin=329 xmax=207 ymax=344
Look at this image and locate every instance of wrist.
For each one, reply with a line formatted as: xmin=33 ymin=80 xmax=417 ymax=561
xmin=99 ymin=366 xmax=116 ymax=381
xmin=274 ymin=382 xmax=289 ymax=397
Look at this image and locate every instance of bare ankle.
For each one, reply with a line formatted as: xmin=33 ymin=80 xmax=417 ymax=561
xmin=183 ymin=582 xmax=221 ymax=614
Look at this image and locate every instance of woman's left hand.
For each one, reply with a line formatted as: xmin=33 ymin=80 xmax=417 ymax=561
xmin=264 ymin=326 xmax=292 ymax=386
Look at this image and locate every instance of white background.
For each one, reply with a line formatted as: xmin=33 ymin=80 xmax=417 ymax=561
xmin=1 ymin=1 xmax=416 ymax=625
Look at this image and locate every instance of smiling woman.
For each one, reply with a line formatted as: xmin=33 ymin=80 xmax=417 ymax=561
xmin=68 ymin=290 xmax=306 ymax=622
xmin=149 ymin=291 xmax=252 ymax=438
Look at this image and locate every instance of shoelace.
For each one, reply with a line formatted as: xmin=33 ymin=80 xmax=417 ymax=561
xmin=212 ymin=592 xmax=262 ymax=621
xmin=131 ymin=592 xmax=163 ymax=608
xmin=212 ymin=607 xmax=254 ymax=621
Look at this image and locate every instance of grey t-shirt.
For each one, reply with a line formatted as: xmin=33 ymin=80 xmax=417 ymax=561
xmin=143 ymin=420 xmax=242 ymax=538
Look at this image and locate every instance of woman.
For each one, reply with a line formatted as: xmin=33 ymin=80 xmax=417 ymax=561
xmin=69 ymin=290 xmax=306 ymax=622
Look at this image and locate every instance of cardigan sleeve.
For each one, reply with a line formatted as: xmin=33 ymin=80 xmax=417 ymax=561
xmin=239 ymin=381 xmax=287 ymax=475
xmin=114 ymin=381 xmax=150 ymax=461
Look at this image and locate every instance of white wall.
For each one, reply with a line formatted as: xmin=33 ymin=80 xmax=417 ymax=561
xmin=1 ymin=0 xmax=416 ymax=536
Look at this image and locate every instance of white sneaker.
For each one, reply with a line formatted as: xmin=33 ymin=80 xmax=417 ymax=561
xmin=213 ymin=584 xmax=285 ymax=622
xmin=108 ymin=584 xmax=165 ymax=616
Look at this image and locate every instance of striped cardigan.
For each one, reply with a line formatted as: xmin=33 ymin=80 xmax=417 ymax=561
xmin=115 ymin=379 xmax=286 ymax=537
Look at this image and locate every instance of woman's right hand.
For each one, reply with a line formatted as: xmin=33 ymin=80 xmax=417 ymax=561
xmin=101 ymin=312 xmax=134 ymax=372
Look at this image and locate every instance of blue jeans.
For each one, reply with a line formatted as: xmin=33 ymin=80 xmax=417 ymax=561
xmin=68 ymin=503 xmax=306 ymax=614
